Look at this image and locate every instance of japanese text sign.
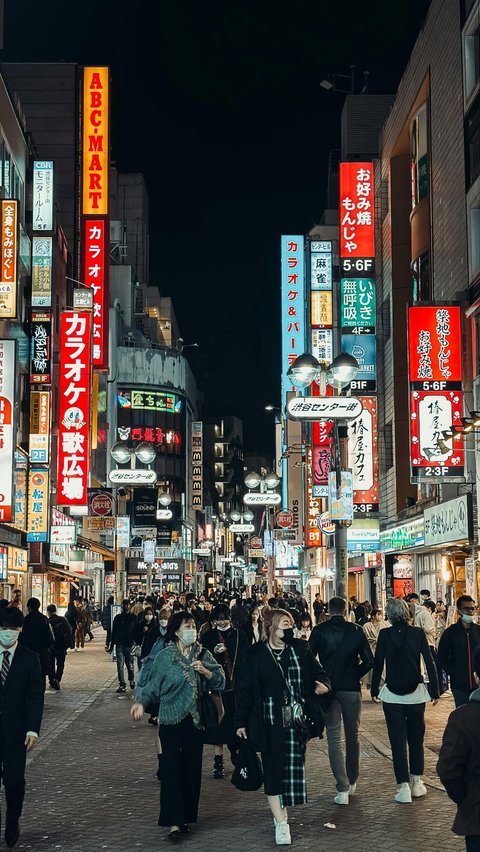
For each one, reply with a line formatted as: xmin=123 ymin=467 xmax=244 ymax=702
xmin=408 ymin=305 xmax=462 ymax=386
xmin=409 ymin=389 xmax=464 ymax=480
xmin=312 ymin=420 xmax=333 ymax=498
xmin=347 ymin=396 xmax=379 ymax=509
xmin=311 ymin=290 xmax=333 ymax=329
xmin=310 ymin=241 xmax=332 ymax=290
xmin=83 ymin=218 xmax=108 ymax=368
xmin=58 ymin=311 xmax=92 ymax=505
xmin=30 ymin=311 xmax=52 ymax=384
xmin=31 ymin=237 xmax=53 ymax=308
xmin=311 ymin=328 xmax=333 ymax=366
xmin=0 ymin=340 xmax=15 ymax=521
xmin=11 ymin=449 xmax=28 ymax=532
xmin=339 ymin=162 xmax=375 ymax=259
xmin=341 ymin=278 xmax=376 ymax=334
xmin=306 ymin=446 xmax=321 ymax=547
xmin=0 ymin=200 xmax=18 ymax=318
xmin=424 ymin=494 xmax=471 ymax=546
xmin=29 ymin=390 xmax=51 ymax=464
xmin=82 ymin=67 xmax=109 ymax=215
xmin=286 ymin=396 xmax=363 ymax=420
xmin=33 ymin=161 xmax=54 ymax=232
xmin=281 ymin=236 xmax=305 ymax=401
xmin=27 ymin=468 xmax=49 ymax=542
xmin=191 ymin=421 xmax=203 ymax=510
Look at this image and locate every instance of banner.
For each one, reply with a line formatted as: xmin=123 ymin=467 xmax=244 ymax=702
xmin=33 ymin=161 xmax=54 ymax=232
xmin=281 ymin=236 xmax=305 ymax=401
xmin=410 ymin=389 xmax=464 ymax=479
xmin=31 ymin=236 xmax=53 ymax=308
xmin=408 ymin=305 xmax=462 ymax=386
xmin=347 ymin=396 xmax=379 ymax=511
xmin=83 ymin=218 xmax=109 ymax=369
xmin=339 ymin=162 xmax=375 ymax=260
xmin=30 ymin=310 xmax=52 ymax=383
xmin=58 ymin=311 xmax=92 ymax=505
xmin=0 ymin=340 xmax=15 ymax=521
xmin=0 ymin=200 xmax=18 ymax=318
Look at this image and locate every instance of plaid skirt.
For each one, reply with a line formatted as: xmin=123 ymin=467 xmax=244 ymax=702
xmin=262 ymin=724 xmax=307 ymax=807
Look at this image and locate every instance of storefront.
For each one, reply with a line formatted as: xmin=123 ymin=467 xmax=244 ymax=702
xmin=380 ymin=516 xmax=425 ymax=603
xmin=127 ymin=557 xmax=186 ymax=594
xmin=0 ymin=545 xmax=29 ymax=602
xmin=423 ymin=494 xmax=473 ymax=606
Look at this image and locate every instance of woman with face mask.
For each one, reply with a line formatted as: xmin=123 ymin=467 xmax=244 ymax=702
xmin=200 ymin=603 xmax=249 ymax=778
xmin=235 ymin=609 xmax=330 ymax=846
xmin=131 ymin=611 xmax=225 ymax=841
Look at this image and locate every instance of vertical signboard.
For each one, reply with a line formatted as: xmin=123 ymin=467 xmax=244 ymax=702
xmin=285 ymin=412 xmax=304 ymax=546
xmin=340 ymin=278 xmax=376 ymax=334
xmin=310 ymin=240 xmax=333 ymax=290
xmin=339 ymin=163 xmax=375 ymax=262
xmin=32 ymin=161 xmax=54 ymax=232
xmin=82 ymin=67 xmax=109 ymax=215
xmin=31 ymin=237 xmax=53 ymax=308
xmin=12 ymin=449 xmax=28 ymax=531
xmin=347 ymin=396 xmax=379 ymax=512
xmin=328 ymin=470 xmax=354 ymax=522
xmin=305 ymin=446 xmax=321 ymax=546
xmin=27 ymin=468 xmax=49 ymax=542
xmin=0 ymin=200 xmax=18 ymax=318
xmin=83 ymin=218 xmax=108 ymax=368
xmin=30 ymin=311 xmax=52 ymax=383
xmin=191 ymin=421 xmax=203 ymax=510
xmin=312 ymin=420 xmax=333 ymax=497
xmin=407 ymin=305 xmax=464 ymax=481
xmin=29 ymin=390 xmax=51 ymax=464
xmin=281 ymin=236 xmax=305 ymax=401
xmin=0 ymin=340 xmax=15 ymax=521
xmin=58 ymin=311 xmax=92 ymax=505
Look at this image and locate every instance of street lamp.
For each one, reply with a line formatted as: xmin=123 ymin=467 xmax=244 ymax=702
xmin=110 ymin=442 xmax=132 ymax=465
xmin=244 ymin=471 xmax=281 ymax=595
xmin=158 ymin=491 xmax=172 ymax=507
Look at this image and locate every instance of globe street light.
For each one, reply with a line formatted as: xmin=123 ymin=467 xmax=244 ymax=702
xmin=265 ymin=471 xmax=280 ymax=490
xmin=158 ymin=491 xmax=172 ymax=507
xmin=326 ymin=353 xmax=360 ymax=388
xmin=286 ymin=353 xmax=320 ymax=389
xmin=244 ymin=471 xmax=262 ymax=489
xmin=134 ymin=442 xmax=157 ymax=465
xmin=110 ymin=442 xmax=132 ymax=465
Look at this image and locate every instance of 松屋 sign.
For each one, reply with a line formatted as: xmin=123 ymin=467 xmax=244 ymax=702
xmin=191 ymin=421 xmax=203 ymax=510
xmin=30 ymin=311 xmax=52 ymax=383
xmin=33 ymin=161 xmax=54 ymax=232
xmin=83 ymin=218 xmax=108 ymax=368
xmin=31 ymin=237 xmax=53 ymax=308
xmin=281 ymin=236 xmax=305 ymax=400
xmin=0 ymin=201 xmax=18 ymax=318
xmin=29 ymin=390 xmax=51 ymax=464
xmin=339 ymin=162 xmax=374 ymax=261
xmin=0 ymin=340 xmax=15 ymax=521
xmin=58 ymin=311 xmax=92 ymax=505
xmin=82 ymin=67 xmax=109 ymax=215
xmin=347 ymin=397 xmax=379 ymax=511
xmin=27 ymin=468 xmax=49 ymax=542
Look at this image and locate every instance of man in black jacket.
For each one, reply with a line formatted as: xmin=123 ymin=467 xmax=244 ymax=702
xmin=309 ymin=596 xmax=374 ymax=806
xmin=0 ymin=606 xmax=44 ymax=848
xmin=19 ymin=598 xmax=53 ymax=689
xmin=108 ymin=600 xmax=137 ymax=693
xmin=46 ymin=605 xmax=72 ymax=690
xmin=438 ymin=595 xmax=480 ymax=707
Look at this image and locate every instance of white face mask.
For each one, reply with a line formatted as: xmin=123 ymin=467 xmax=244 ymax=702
xmin=178 ymin=627 xmax=197 ymax=646
xmin=216 ymin=624 xmax=231 ymax=632
xmin=460 ymin=612 xmax=475 ymax=624
xmin=159 ymin=619 xmax=168 ymax=629
xmin=0 ymin=628 xmax=19 ymax=648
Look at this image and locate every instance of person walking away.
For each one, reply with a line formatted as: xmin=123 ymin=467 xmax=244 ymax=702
xmin=201 ymin=603 xmax=248 ymax=777
xmin=84 ymin=600 xmax=94 ymax=641
xmin=231 ymin=596 xmax=249 ymax=631
xmin=64 ymin=600 xmax=78 ymax=649
xmin=131 ymin=611 xmax=225 ymax=841
xmin=102 ymin=596 xmax=114 ymax=651
xmin=313 ymin=593 xmax=325 ymax=626
xmin=406 ymin=593 xmax=436 ymax=648
xmin=370 ymin=597 xmax=439 ymax=803
xmin=136 ymin=606 xmax=160 ymax=668
xmin=0 ymin=606 xmax=44 ymax=848
xmin=74 ymin=599 xmax=87 ymax=651
xmin=19 ymin=599 xmax=53 ymax=690
xmin=309 ymin=596 xmax=374 ymax=805
xmin=7 ymin=590 xmax=22 ymax=612
xmin=435 ymin=601 xmax=447 ymax=646
xmin=438 ymin=596 xmax=480 ymax=708
xmin=235 ymin=609 xmax=330 ymax=846
xmin=295 ymin=613 xmax=313 ymax=641
xmin=362 ymin=608 xmax=386 ymax=689
xmin=46 ymin=605 xmax=72 ymax=690
xmin=109 ymin=600 xmax=137 ymax=693
xmin=437 ymin=647 xmax=480 ymax=852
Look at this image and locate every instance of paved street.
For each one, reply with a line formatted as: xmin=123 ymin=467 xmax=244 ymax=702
xmin=11 ymin=632 xmax=462 ymax=851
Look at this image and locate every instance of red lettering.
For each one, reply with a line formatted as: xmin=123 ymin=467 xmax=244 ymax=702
xmin=89 ymin=192 xmax=101 ymax=209
xmin=90 ymin=109 xmax=102 ymax=128
xmin=88 ymin=135 xmax=104 ymax=152
xmin=89 ymin=154 xmax=102 ymax=172
xmin=89 ymin=72 xmax=103 ymax=90
xmin=89 ymin=174 xmax=101 ymax=190
xmin=90 ymin=91 xmax=102 ymax=108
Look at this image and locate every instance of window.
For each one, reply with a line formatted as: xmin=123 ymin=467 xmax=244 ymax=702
xmin=412 ymin=252 xmax=430 ymax=300
xmin=468 ymin=195 xmax=480 ymax=282
xmin=384 ymin=422 xmax=394 ymax=470
xmin=381 ymin=296 xmax=391 ymax=341
xmin=463 ymin=1 xmax=480 ymax=107
xmin=410 ymin=103 xmax=429 ymax=208
xmin=466 ymin=95 xmax=480 ymax=188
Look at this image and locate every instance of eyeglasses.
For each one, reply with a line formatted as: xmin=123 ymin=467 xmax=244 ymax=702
xmin=461 ymin=606 xmax=477 ymax=613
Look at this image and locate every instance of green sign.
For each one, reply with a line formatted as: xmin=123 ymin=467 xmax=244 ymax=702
xmin=340 ymin=278 xmax=376 ymax=333
xmin=380 ymin=518 xmax=425 ymax=553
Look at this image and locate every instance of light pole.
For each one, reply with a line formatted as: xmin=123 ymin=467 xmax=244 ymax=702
xmin=286 ymin=352 xmax=359 ymax=602
xmin=244 ymin=470 xmax=280 ymax=595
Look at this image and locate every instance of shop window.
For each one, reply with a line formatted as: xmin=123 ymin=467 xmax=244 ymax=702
xmin=466 ymin=94 xmax=480 ymax=188
xmin=463 ymin=1 xmax=480 ymax=107
xmin=468 ymin=193 xmax=480 ymax=282
xmin=410 ymin=103 xmax=429 ymax=209
xmin=412 ymin=252 xmax=430 ymax=300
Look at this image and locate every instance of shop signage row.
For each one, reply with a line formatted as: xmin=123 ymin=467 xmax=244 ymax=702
xmin=191 ymin=421 xmax=203 ymax=510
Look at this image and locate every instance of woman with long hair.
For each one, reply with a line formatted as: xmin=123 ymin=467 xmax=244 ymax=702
xmin=235 ymin=609 xmax=330 ymax=845
xmin=244 ymin=605 xmax=263 ymax=644
xmin=131 ymin=611 xmax=225 ymax=841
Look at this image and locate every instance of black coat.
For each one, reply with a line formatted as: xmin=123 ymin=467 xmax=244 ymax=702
xmin=235 ymin=639 xmax=330 ymax=752
xmin=19 ymin=611 xmax=53 ymax=675
xmin=371 ymin=623 xmax=439 ymax=699
xmin=437 ymin=622 xmax=480 ymax=693
xmin=309 ymin=616 xmax=374 ymax=691
xmin=110 ymin=612 xmax=137 ymax=648
xmin=140 ymin=624 xmax=161 ymax=659
xmin=0 ymin=644 xmax=44 ymax=786
xmin=48 ymin=614 xmax=72 ymax=653
xmin=437 ymin=690 xmax=480 ymax=836
xmin=101 ymin=604 xmax=112 ymax=631
xmin=201 ymin=627 xmax=248 ymax=690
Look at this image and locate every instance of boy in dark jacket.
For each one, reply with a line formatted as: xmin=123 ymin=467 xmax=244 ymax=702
xmin=437 ymin=647 xmax=480 ymax=850
xmin=46 ymin=605 xmax=72 ymax=689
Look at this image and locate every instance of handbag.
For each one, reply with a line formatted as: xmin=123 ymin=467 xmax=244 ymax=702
xmin=231 ymin=738 xmax=263 ymax=792
xmin=130 ymin=644 xmax=141 ymax=658
xmin=197 ymin=649 xmax=225 ymax=729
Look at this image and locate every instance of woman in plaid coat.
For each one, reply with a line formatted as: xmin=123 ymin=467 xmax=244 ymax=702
xmin=235 ymin=609 xmax=330 ymax=846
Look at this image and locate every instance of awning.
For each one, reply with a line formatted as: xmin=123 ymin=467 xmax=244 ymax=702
xmin=75 ymin=535 xmax=115 ymax=559
xmin=44 ymin=565 xmax=87 ymax=582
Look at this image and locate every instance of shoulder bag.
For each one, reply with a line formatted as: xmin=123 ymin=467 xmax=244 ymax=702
xmin=198 ymin=648 xmax=225 ymax=728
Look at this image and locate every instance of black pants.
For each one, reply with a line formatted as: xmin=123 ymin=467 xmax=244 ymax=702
xmin=158 ymin=715 xmax=204 ymax=827
xmin=383 ymin=702 xmax=425 ymax=783
xmin=49 ymin=650 xmax=66 ymax=684
xmin=0 ymin=741 xmax=27 ymax=820
xmin=466 ymin=838 xmax=480 ymax=851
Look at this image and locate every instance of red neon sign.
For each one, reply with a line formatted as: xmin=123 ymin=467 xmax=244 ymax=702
xmin=58 ymin=311 xmax=92 ymax=505
xmin=339 ymin=162 xmax=374 ymax=258
xmin=408 ymin=305 xmax=462 ymax=385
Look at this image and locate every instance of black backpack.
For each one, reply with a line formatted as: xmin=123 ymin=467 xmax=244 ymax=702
xmin=386 ymin=632 xmax=421 ymax=695
xmin=51 ymin=617 xmax=71 ymax=651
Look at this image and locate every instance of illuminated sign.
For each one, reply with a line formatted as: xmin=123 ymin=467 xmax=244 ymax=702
xmin=281 ymin=236 xmax=305 ymax=400
xmin=311 ymin=328 xmax=333 ymax=366
xmin=82 ymin=67 xmax=109 ymax=215
xmin=83 ymin=218 xmax=108 ymax=369
xmin=51 ymin=525 xmax=77 ymax=545
xmin=0 ymin=340 xmax=15 ymax=521
xmin=0 ymin=201 xmax=18 ymax=318
xmin=27 ymin=468 xmax=49 ymax=542
xmin=339 ymin=162 xmax=374 ymax=260
xmin=306 ymin=446 xmax=321 ymax=547
xmin=311 ymin=290 xmax=333 ymax=329
xmin=328 ymin=470 xmax=354 ymax=522
xmin=33 ymin=161 xmax=54 ymax=232
xmin=408 ymin=305 xmax=462 ymax=387
xmin=409 ymin=389 xmax=464 ymax=480
xmin=310 ymin=241 xmax=332 ymax=290
xmin=11 ymin=449 xmax=28 ymax=531
xmin=87 ymin=488 xmax=114 ymax=516
xmin=286 ymin=396 xmax=363 ymax=420
xmin=117 ymin=426 xmax=182 ymax=448
xmin=31 ymin=236 xmax=53 ymax=308
xmin=312 ymin=420 xmax=333 ymax=498
xmin=30 ymin=311 xmax=52 ymax=383
xmin=341 ymin=278 xmax=376 ymax=334
xmin=341 ymin=334 xmax=377 ymax=392
xmin=117 ymin=389 xmax=177 ymax=412
xmin=191 ymin=421 xmax=203 ymax=510
xmin=58 ymin=311 xmax=92 ymax=505
xmin=347 ymin=396 xmax=379 ymax=510
xmin=29 ymin=390 xmax=51 ymax=464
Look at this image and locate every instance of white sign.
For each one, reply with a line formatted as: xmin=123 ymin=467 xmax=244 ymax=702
xmin=33 ymin=161 xmax=54 ymax=232
xmin=109 ymin=469 xmax=157 ymax=484
xmin=244 ymin=492 xmax=282 ymax=506
xmin=0 ymin=340 xmax=15 ymax=522
xmin=116 ymin=516 xmax=130 ymax=549
xmin=50 ymin=525 xmax=77 ymax=544
xmin=424 ymin=494 xmax=471 ymax=546
xmin=286 ymin=396 xmax=363 ymax=421
xmin=248 ymin=549 xmax=265 ymax=558
xmin=193 ymin=548 xmax=211 ymax=555
xmin=318 ymin=512 xmax=335 ymax=535
xmin=230 ymin=523 xmax=255 ymax=533
xmin=132 ymin=526 xmax=157 ymax=537
xmin=328 ymin=470 xmax=354 ymax=522
xmin=143 ymin=539 xmax=156 ymax=563
xmin=156 ymin=508 xmax=173 ymax=520
xmin=73 ymin=289 xmax=94 ymax=310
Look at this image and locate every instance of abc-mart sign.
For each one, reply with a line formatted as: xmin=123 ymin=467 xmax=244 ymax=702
xmin=243 ymin=492 xmax=282 ymax=506
xmin=286 ymin=396 xmax=363 ymax=421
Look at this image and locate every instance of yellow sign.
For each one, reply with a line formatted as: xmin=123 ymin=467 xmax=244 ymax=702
xmin=0 ymin=200 xmax=18 ymax=318
xmin=82 ymin=67 xmax=109 ymax=215
xmin=311 ymin=290 xmax=333 ymax=329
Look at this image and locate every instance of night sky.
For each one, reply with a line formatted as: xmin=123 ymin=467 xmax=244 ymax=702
xmin=3 ymin=0 xmax=431 ymax=455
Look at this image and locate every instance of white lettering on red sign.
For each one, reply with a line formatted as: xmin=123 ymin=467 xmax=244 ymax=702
xmin=58 ymin=311 xmax=92 ymax=505
xmin=83 ymin=218 xmax=108 ymax=368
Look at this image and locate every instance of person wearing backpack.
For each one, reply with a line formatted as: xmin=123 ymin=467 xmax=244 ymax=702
xmin=371 ymin=597 xmax=439 ymax=804
xmin=46 ymin=605 xmax=72 ymax=690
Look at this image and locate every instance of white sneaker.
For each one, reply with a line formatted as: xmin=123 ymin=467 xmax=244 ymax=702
xmin=395 ymin=785 xmax=412 ymax=804
xmin=412 ymin=780 xmax=427 ymax=798
xmin=349 ymin=783 xmax=357 ymax=796
xmin=275 ymin=821 xmax=291 ymax=845
xmin=334 ymin=791 xmax=349 ymax=805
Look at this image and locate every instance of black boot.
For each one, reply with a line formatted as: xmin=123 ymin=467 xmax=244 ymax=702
xmin=156 ymin=753 xmax=163 ymax=782
xmin=213 ymin=754 xmax=225 ymax=779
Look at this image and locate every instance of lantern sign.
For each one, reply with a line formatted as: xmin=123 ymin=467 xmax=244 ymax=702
xmin=408 ymin=305 xmax=462 ymax=388
xmin=281 ymin=236 xmax=305 ymax=401
xmin=339 ymin=162 xmax=375 ymax=266
xmin=58 ymin=311 xmax=92 ymax=505
xmin=0 ymin=200 xmax=18 ymax=318
xmin=347 ymin=397 xmax=379 ymax=511
xmin=340 ymin=278 xmax=376 ymax=334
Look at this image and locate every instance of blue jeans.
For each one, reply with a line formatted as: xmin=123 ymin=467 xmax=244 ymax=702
xmin=453 ymin=688 xmax=472 ymax=708
xmin=116 ymin=645 xmax=134 ymax=687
